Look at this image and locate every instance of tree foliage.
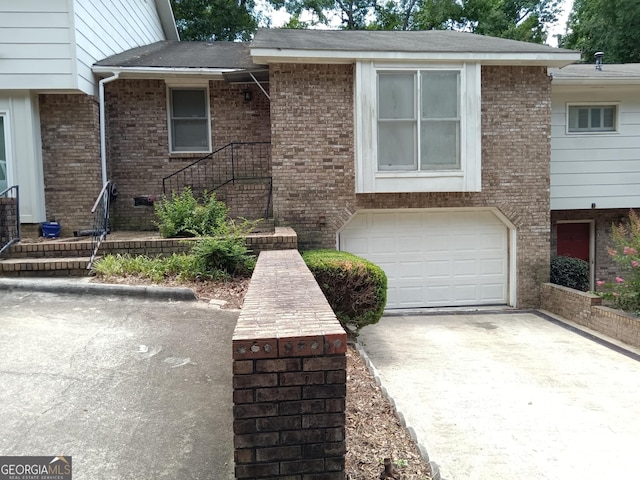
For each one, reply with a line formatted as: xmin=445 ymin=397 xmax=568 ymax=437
xmin=559 ymin=0 xmax=640 ymax=63
xmin=170 ymin=0 xmax=258 ymax=41
xmin=267 ymin=0 xmax=560 ymax=43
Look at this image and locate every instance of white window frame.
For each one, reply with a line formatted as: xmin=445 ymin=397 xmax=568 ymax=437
xmin=0 ymin=112 xmax=12 ymax=193
xmin=566 ymin=103 xmax=619 ymax=134
xmin=355 ymin=61 xmax=482 ymax=193
xmin=167 ymin=84 xmax=212 ymax=153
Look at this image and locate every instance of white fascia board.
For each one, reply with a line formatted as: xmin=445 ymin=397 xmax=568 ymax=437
xmin=92 ymin=66 xmax=238 ymax=79
xmin=154 ymin=0 xmax=180 ymax=41
xmin=552 ymin=77 xmax=640 ymax=86
xmin=250 ymin=48 xmax=580 ymax=67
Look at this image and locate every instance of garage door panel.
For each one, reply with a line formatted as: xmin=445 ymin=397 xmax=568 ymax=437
xmin=339 ymin=210 xmax=509 ymax=308
xmin=480 ymin=258 xmax=506 ymax=275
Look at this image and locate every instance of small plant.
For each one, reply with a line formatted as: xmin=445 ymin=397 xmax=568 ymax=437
xmin=302 ymin=250 xmax=387 ymax=335
xmin=191 ymin=236 xmax=256 ymax=277
xmin=154 ymin=188 xmax=228 ymax=238
xmin=550 ymin=255 xmax=589 ymax=292
xmin=596 ymin=210 xmax=640 ymax=313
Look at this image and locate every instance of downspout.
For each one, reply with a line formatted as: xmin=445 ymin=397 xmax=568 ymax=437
xmin=98 ymin=72 xmax=120 ymax=186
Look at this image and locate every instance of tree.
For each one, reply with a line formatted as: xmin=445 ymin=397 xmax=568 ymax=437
xmin=170 ymin=0 xmax=258 ymax=41
xmin=369 ymin=0 xmax=561 ymax=42
xmin=559 ymin=0 xmax=640 ymax=63
xmin=412 ymin=0 xmax=561 ymax=43
xmin=269 ymin=0 xmax=375 ymax=29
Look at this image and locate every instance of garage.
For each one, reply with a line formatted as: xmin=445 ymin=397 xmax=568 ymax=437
xmin=339 ymin=209 xmax=510 ymax=309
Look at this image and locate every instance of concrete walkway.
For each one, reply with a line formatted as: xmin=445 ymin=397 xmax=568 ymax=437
xmin=0 ymin=282 xmax=237 ymax=480
xmin=358 ymin=312 xmax=640 ymax=480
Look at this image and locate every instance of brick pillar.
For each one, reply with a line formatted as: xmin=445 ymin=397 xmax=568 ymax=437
xmin=232 ymin=250 xmax=347 ymax=479
xmin=0 ymin=197 xmax=18 ymax=246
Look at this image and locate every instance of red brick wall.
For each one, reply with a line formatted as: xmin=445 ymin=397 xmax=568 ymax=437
xmin=233 ymin=250 xmax=347 ymax=479
xmin=39 ymin=94 xmax=102 ymax=236
xmin=269 ymin=64 xmax=552 ymax=308
xmin=104 ymin=79 xmax=271 ymax=230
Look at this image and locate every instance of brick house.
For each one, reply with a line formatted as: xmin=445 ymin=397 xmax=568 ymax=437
xmin=2 ymin=18 xmax=581 ymax=309
xmin=549 ymin=63 xmax=640 ymax=288
xmin=91 ymin=30 xmax=577 ymax=309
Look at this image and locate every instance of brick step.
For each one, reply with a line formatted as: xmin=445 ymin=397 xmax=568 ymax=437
xmin=0 ymin=257 xmax=96 ymax=277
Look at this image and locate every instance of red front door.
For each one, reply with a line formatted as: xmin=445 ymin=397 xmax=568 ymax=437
xmin=557 ymin=222 xmax=590 ymax=262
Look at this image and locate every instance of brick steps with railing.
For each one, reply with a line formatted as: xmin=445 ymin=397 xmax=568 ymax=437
xmin=0 ymin=227 xmax=297 ymax=277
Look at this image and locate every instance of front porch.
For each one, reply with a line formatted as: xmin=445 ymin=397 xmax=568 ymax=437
xmin=0 ymin=227 xmax=297 ymax=277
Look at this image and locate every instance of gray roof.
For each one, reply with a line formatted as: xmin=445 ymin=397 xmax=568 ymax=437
xmin=94 ymin=41 xmax=257 ymax=70
xmin=252 ymin=28 xmax=573 ymax=55
xmin=551 ymin=63 xmax=640 ymax=79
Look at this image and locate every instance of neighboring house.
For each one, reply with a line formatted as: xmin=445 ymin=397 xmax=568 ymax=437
xmin=550 ymin=64 xmax=640 ymax=288
xmin=3 ymin=14 xmax=582 ymax=309
xmin=0 ymin=0 xmax=177 ymax=228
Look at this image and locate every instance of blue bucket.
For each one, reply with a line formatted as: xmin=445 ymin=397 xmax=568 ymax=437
xmin=41 ymin=222 xmax=61 ymax=238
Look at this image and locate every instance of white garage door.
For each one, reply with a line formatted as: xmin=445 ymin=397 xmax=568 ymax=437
xmin=339 ymin=210 xmax=508 ymax=309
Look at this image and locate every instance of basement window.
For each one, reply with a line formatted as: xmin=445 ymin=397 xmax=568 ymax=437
xmin=168 ymin=87 xmax=211 ymax=152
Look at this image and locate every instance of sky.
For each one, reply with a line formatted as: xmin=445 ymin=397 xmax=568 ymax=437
xmin=265 ymin=0 xmax=575 ymax=48
xmin=548 ymin=0 xmax=574 ymax=46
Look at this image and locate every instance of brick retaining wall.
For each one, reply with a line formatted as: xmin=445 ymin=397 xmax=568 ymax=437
xmin=232 ymin=250 xmax=347 ymax=479
xmin=541 ymin=283 xmax=640 ymax=349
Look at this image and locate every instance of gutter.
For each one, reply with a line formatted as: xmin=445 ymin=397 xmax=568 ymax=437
xmin=92 ymin=66 xmax=239 ymax=77
xmin=98 ymin=72 xmax=120 ymax=186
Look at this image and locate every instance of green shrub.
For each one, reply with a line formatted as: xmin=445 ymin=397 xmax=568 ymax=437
xmin=191 ymin=236 xmax=256 ymax=277
xmin=302 ymin=250 xmax=387 ymax=335
xmin=550 ymin=255 xmax=589 ymax=292
xmin=154 ymin=188 xmax=228 ymax=238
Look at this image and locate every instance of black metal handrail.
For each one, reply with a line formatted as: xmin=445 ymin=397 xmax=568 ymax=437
xmin=162 ymin=142 xmax=272 ymax=199
xmin=87 ymin=181 xmax=116 ymax=269
xmin=0 ymin=185 xmax=20 ymax=256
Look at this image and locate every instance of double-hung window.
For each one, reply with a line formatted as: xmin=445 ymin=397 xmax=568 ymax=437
xmin=168 ymin=87 xmax=211 ymax=152
xmin=356 ymin=62 xmax=481 ymax=193
xmin=378 ymin=70 xmax=460 ymax=172
xmin=567 ymin=105 xmax=617 ymax=133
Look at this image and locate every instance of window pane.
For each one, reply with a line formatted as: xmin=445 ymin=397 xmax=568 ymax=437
xmin=421 ymin=121 xmax=460 ymax=169
xmin=172 ymin=89 xmax=206 ymax=118
xmin=577 ymin=109 xmax=589 ymax=129
xmin=590 ymin=108 xmax=601 ymax=128
xmin=378 ymin=73 xmax=415 ymax=120
xmin=172 ymin=119 xmax=209 ymax=151
xmin=603 ymin=107 xmax=615 ymax=128
xmin=378 ymin=121 xmax=415 ymax=170
xmin=421 ymin=71 xmax=459 ymax=119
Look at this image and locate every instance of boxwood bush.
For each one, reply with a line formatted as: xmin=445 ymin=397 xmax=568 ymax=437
xmin=550 ymin=255 xmax=590 ymax=292
xmin=302 ymin=250 xmax=387 ymax=335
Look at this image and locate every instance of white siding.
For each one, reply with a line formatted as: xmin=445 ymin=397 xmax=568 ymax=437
xmin=74 ymin=0 xmax=167 ymax=95
xmin=0 ymin=0 xmax=76 ymax=90
xmin=0 ymin=94 xmax=45 ymax=223
xmin=551 ymin=85 xmax=640 ymax=210
xmin=0 ymin=0 xmax=170 ymax=94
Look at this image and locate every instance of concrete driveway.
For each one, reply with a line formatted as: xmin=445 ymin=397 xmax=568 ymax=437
xmin=0 ymin=285 xmax=237 ymax=480
xmin=358 ymin=311 xmax=640 ymax=480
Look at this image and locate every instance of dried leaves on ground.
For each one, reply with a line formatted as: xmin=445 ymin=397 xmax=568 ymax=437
xmin=91 ymin=275 xmax=432 ymax=479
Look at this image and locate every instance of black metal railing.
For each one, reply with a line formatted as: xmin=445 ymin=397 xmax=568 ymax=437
xmin=87 ymin=181 xmax=116 ymax=269
xmin=0 ymin=185 xmax=20 ymax=256
xmin=162 ymin=142 xmax=272 ymax=199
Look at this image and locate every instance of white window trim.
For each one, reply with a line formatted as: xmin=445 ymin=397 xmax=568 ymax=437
xmin=166 ymin=83 xmax=212 ymax=154
xmin=355 ymin=61 xmax=481 ymax=193
xmin=565 ymin=102 xmax=620 ymax=135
